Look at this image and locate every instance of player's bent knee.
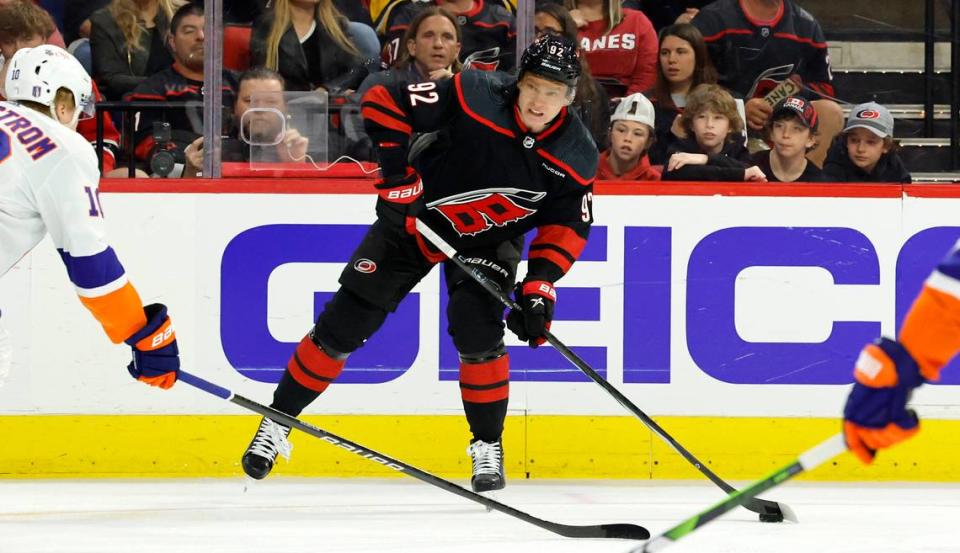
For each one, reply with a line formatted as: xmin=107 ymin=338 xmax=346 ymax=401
xmin=314 ymin=288 xmax=390 ymax=354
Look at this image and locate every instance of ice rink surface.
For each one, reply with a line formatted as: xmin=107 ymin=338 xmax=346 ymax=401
xmin=1 ymin=479 xmax=959 ymax=553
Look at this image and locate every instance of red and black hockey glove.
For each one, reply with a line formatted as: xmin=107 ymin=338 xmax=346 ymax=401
xmin=843 ymin=337 xmax=924 ymax=464
xmin=506 ymin=280 xmax=556 ymax=348
xmin=125 ymin=303 xmax=180 ymax=389
xmin=374 ymin=166 xmax=424 ymax=231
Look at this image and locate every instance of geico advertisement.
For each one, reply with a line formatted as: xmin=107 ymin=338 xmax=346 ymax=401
xmin=1 ymin=191 xmax=958 ymax=417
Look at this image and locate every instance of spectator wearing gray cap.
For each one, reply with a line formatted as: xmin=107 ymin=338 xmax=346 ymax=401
xmin=823 ymin=102 xmax=911 ymax=184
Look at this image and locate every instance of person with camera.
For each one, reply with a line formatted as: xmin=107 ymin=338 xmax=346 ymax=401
xmin=125 ymin=3 xmax=238 ymax=177
xmin=181 ymin=67 xmax=310 ymax=176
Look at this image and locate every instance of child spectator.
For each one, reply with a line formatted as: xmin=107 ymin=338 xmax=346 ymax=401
xmin=89 ymin=0 xmax=181 ymax=101
xmin=251 ymin=0 xmax=366 ymax=93
xmin=597 ymin=92 xmax=659 ymax=181
xmin=823 ymin=102 xmax=912 ymax=183
xmin=535 ymin=2 xmax=609 ymax=149
xmin=753 ymin=96 xmax=826 ymax=182
xmin=647 ymin=22 xmax=716 ymax=164
xmin=565 ymin=0 xmax=658 ymax=99
xmin=662 ymin=83 xmax=765 ymax=182
xmin=392 ymin=5 xmax=462 ymax=82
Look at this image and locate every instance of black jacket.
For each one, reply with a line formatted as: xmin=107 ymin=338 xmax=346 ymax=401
xmin=251 ymin=13 xmax=365 ymax=92
xmin=360 ymin=69 xmax=598 ymax=283
xmin=822 ymin=137 xmax=912 ymax=183
xmin=89 ymin=7 xmax=173 ymax=100
xmin=661 ymin=137 xmax=752 ymax=181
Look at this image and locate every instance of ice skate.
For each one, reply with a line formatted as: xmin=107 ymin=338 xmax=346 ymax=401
xmin=242 ymin=417 xmax=292 ymax=480
xmin=467 ymin=439 xmax=505 ymax=492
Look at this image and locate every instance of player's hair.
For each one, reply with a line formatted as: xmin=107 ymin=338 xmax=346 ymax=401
xmin=680 ymin=84 xmax=744 ymax=139
xmin=0 ymin=1 xmax=56 ymax=43
xmin=652 ymin=23 xmax=717 ymax=110
xmin=766 ymin=110 xmax=818 ymax=153
xmin=170 ymin=2 xmax=203 ymax=35
xmin=18 ymin=89 xmax=77 ymax=119
xmin=263 ymin=0 xmax=359 ymax=72
xmin=393 ymin=6 xmax=463 ymax=73
xmin=239 ymin=66 xmax=286 ymax=89
xmin=108 ymin=0 xmax=184 ymax=53
xmin=563 ymin=0 xmax=622 ymax=34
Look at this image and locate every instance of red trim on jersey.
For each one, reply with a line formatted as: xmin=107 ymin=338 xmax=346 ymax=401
xmin=738 ymin=0 xmax=784 ymax=28
xmin=536 ymin=107 xmax=567 ymax=140
xmin=700 ymin=28 xmax=754 ymax=42
xmin=363 ymin=84 xmax=408 ymax=118
xmin=440 ymin=0 xmax=484 ymax=18
xmin=535 ymin=148 xmax=592 ymax=186
xmin=772 ymin=32 xmax=828 ymax=49
xmin=473 ymin=20 xmax=511 ymax=29
xmin=454 ymin=73 xmax=516 ymax=138
xmin=125 ymin=93 xmax=166 ymax=101
xmin=388 ymin=24 xmax=409 ymax=33
xmin=362 ymin=106 xmax=412 ymax=135
xmin=531 ymin=224 xmax=587 ymax=261
xmin=528 ymin=247 xmax=574 ymax=274
xmin=807 ymin=82 xmax=836 ymax=98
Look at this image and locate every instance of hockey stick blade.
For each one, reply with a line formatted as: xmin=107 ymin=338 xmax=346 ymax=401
xmin=178 ymin=370 xmax=650 ymax=541
xmin=630 ymin=433 xmax=847 ymax=553
xmin=413 ymin=218 xmax=793 ymax=523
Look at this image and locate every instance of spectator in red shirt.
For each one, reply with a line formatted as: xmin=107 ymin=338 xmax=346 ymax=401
xmin=597 ymin=92 xmax=660 ymax=181
xmin=565 ymin=0 xmax=658 ymax=99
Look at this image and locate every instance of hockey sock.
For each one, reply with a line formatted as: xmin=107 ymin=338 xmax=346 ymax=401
xmin=459 ymin=354 xmax=510 ymax=442
xmin=271 ymin=334 xmax=347 ymax=416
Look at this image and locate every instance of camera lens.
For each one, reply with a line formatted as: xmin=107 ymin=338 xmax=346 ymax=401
xmin=150 ymin=149 xmax=176 ymax=177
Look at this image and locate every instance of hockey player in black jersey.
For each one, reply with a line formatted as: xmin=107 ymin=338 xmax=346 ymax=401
xmin=241 ymin=35 xmax=598 ymax=493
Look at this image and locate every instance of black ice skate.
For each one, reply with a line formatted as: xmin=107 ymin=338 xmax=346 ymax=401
xmin=467 ymin=439 xmax=505 ymax=492
xmin=242 ymin=417 xmax=292 ymax=480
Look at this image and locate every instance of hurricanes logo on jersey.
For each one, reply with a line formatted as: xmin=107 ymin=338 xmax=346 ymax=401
xmin=429 ymin=188 xmax=545 ymax=236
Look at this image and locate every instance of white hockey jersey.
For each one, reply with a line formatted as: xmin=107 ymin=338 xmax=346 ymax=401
xmin=0 ymin=101 xmax=145 ymax=343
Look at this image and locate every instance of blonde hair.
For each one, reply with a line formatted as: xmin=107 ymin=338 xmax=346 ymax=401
xmin=264 ymin=0 xmax=359 ymax=71
xmin=680 ymin=84 xmax=744 ymax=138
xmin=563 ymin=0 xmax=622 ymax=34
xmin=20 ymin=89 xmax=76 ymax=117
xmin=109 ymin=0 xmax=183 ymax=53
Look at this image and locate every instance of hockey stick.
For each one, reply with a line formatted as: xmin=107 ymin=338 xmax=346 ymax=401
xmin=414 ymin=218 xmax=793 ymax=523
xmin=177 ymin=370 xmax=649 ymax=540
xmin=630 ymin=433 xmax=847 ymax=552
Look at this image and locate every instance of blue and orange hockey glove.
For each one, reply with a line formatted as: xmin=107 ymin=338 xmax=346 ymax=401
xmin=843 ymin=337 xmax=925 ymax=464
xmin=374 ymin=166 xmax=424 ymax=231
xmin=125 ymin=303 xmax=179 ymax=389
xmin=506 ymin=280 xmax=556 ymax=348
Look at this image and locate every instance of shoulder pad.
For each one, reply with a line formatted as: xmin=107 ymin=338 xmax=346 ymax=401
xmin=540 ymin=115 xmax=598 ymax=187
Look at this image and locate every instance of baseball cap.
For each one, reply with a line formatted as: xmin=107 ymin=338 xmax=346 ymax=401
xmin=771 ymin=96 xmax=818 ymax=131
xmin=611 ymin=92 xmax=655 ymax=128
xmin=844 ymin=102 xmax=894 ymax=138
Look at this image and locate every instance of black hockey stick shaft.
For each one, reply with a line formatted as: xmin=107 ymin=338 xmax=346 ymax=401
xmin=632 ymin=434 xmax=846 ymax=552
xmin=177 ymin=370 xmax=649 ymax=541
xmin=414 ymin=219 xmax=790 ymax=521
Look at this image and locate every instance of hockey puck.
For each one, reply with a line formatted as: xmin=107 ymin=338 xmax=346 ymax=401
xmin=759 ymin=512 xmax=784 ymax=523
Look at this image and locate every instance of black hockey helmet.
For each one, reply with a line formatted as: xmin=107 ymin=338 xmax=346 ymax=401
xmin=519 ymin=34 xmax=581 ymax=87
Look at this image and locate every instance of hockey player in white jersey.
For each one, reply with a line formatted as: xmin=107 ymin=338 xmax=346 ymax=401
xmin=0 ymin=46 xmax=179 ymax=388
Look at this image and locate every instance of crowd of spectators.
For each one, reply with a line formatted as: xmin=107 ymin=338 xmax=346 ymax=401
xmin=0 ymin=0 xmax=913 ymax=183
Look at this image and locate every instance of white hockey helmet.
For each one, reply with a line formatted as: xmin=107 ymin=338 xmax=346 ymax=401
xmin=4 ymin=45 xmax=95 ymax=126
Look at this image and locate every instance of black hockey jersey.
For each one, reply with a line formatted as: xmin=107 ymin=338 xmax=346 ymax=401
xmin=377 ymin=0 xmax=516 ymax=73
xmin=692 ymin=0 xmax=834 ymax=101
xmin=360 ymin=69 xmax=597 ymax=283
